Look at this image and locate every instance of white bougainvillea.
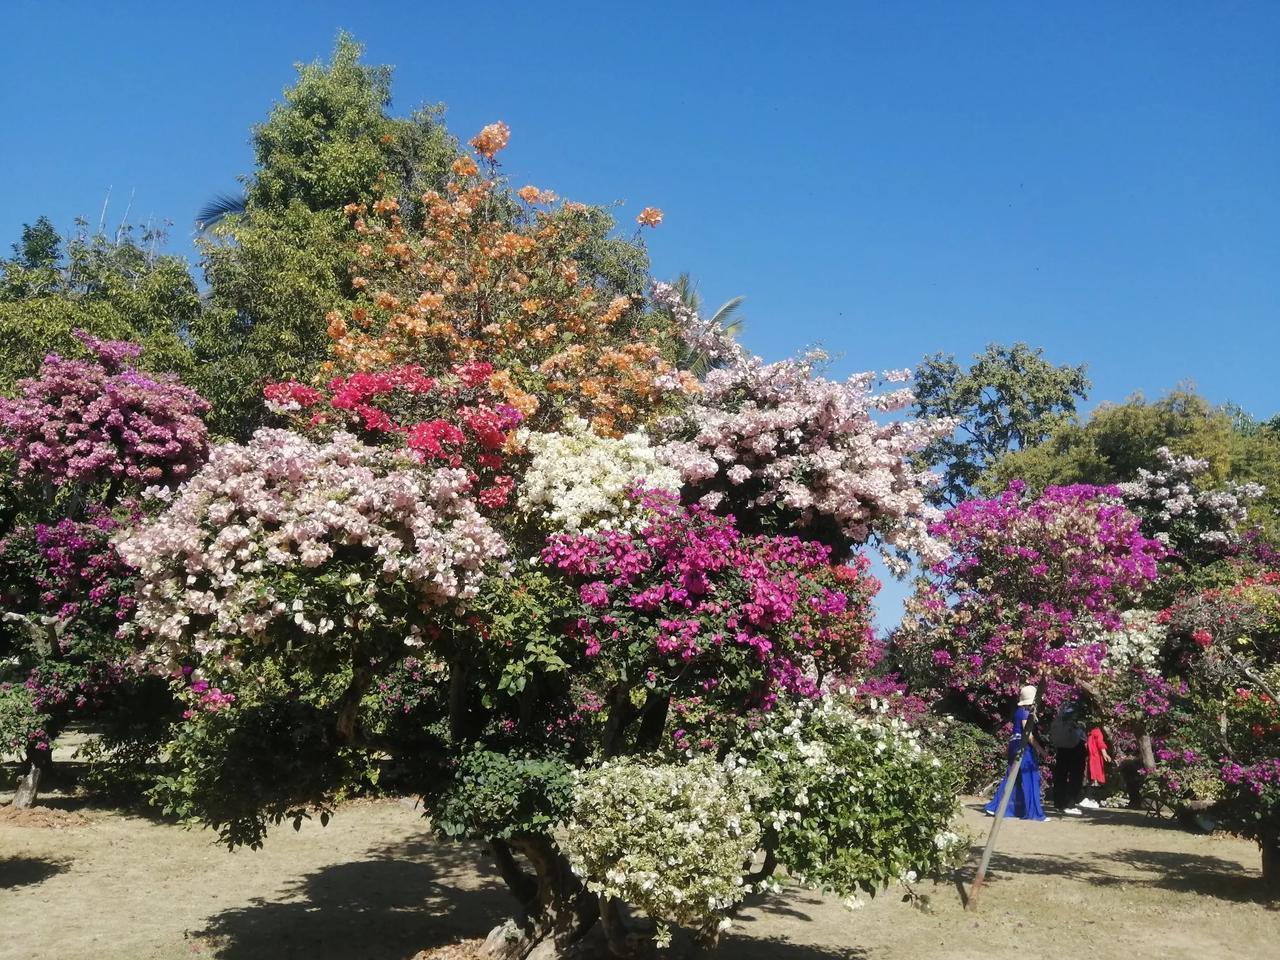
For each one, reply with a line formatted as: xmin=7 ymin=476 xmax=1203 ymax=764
xmin=1119 ymin=446 xmax=1264 ymax=552
xmin=518 ymin=416 xmax=682 ymax=533
xmin=564 ymin=757 xmax=762 ymax=946
xmin=1091 ymin=608 xmax=1166 ymax=671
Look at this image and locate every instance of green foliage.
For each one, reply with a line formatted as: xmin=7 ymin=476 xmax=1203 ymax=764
xmin=193 ymin=206 xmax=352 ymax=438
xmin=433 ymin=747 xmax=575 ymax=841
xmin=0 ymin=683 xmax=41 ymax=758
xmin=194 ymin=34 xmax=459 ymax=439
xmin=919 ymin=717 xmax=1004 ymax=795
xmin=0 ymin=220 xmax=198 ymax=393
xmin=986 ymin=389 xmax=1280 ymax=540
xmin=745 ymin=699 xmax=966 ymax=900
xmin=470 ymin=571 xmax=572 ymax=700
xmin=150 ymin=662 xmax=371 ymax=849
xmin=247 ymin=33 xmax=454 ymax=214
xmin=913 ymin=343 xmax=1089 ymax=506
xmin=565 ymin=757 xmax=761 ymax=945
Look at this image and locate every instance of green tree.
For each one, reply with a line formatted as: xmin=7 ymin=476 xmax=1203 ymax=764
xmin=986 ymin=388 xmax=1280 ymax=542
xmin=192 ymin=33 xmax=458 ymax=439
xmin=912 ymin=343 xmax=1090 ymax=506
xmin=0 ymin=219 xmax=198 ymax=393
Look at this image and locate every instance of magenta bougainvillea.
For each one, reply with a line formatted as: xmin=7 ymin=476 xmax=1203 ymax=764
xmin=0 ymin=331 xmax=209 ymax=490
xmin=895 ymin=482 xmax=1166 ymax=717
xmin=541 ymin=488 xmax=881 ymax=713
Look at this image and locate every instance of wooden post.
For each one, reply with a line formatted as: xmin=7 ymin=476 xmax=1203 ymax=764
xmin=966 ymin=709 xmax=1033 ymax=910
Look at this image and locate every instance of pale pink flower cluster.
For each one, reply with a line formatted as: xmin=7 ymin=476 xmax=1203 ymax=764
xmin=651 ymin=281 xmax=746 ymax=368
xmin=118 ymin=429 xmax=505 ymax=667
xmin=658 ymin=352 xmax=953 ymax=562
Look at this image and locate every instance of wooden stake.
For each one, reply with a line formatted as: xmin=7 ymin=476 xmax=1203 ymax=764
xmin=966 ymin=709 xmax=1033 ymax=910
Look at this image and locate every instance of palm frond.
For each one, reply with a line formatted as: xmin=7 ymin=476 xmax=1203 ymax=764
xmin=195 ymin=192 xmax=248 ymax=232
xmin=707 ymin=295 xmax=745 ymax=334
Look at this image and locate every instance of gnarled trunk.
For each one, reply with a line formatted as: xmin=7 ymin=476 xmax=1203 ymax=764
xmin=11 ymin=759 xmax=43 ymax=809
xmin=480 ymin=835 xmax=603 ymax=959
xmin=10 ymin=744 xmax=51 ymax=809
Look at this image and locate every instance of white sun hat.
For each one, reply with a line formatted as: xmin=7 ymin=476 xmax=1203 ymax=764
xmin=1017 ymin=684 xmax=1038 ymax=706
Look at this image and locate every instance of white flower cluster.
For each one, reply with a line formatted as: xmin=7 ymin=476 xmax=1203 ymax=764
xmin=1091 ymin=608 xmax=1165 ymax=671
xmin=564 ymin=757 xmax=762 ymax=947
xmin=1118 ymin=446 xmax=1264 ymax=548
xmin=742 ymin=694 xmax=965 ymax=901
xmin=518 ymin=417 xmax=682 ymax=533
xmin=118 ymin=429 xmax=506 ymax=666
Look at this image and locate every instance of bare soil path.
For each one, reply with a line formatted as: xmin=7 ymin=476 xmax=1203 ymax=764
xmin=1 ymin=789 xmax=1275 ymax=960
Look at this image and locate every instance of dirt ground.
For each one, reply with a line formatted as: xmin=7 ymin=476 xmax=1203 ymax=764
xmin=1 ymin=781 xmax=1276 ymax=960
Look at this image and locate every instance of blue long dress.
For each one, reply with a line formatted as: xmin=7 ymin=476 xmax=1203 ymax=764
xmin=984 ymin=706 xmax=1047 ymax=821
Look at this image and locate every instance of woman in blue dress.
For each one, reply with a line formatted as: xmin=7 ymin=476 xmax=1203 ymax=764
xmin=984 ymin=684 xmax=1049 ymax=821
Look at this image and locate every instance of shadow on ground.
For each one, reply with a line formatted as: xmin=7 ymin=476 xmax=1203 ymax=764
xmin=196 ymin=837 xmax=512 ymax=960
xmin=720 ymin=937 xmax=869 ymax=960
xmin=956 ymin=845 xmax=1277 ymax=907
xmin=0 ymin=855 xmax=70 ymax=888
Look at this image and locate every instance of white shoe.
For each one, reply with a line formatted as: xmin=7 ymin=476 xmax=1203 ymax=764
xmin=1079 ymin=798 xmax=1099 ymax=809
xmin=1060 ymin=806 xmax=1083 ymax=816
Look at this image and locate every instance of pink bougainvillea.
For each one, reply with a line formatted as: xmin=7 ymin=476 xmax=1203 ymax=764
xmin=0 ymin=331 xmax=209 ymax=490
xmin=654 ymin=345 xmax=951 ymax=565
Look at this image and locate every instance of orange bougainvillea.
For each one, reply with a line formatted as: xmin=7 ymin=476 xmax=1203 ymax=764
xmin=322 ymin=124 xmax=694 ymax=436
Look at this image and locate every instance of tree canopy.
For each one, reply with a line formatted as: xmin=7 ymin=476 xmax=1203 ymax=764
xmin=912 ymin=343 xmax=1090 ymax=506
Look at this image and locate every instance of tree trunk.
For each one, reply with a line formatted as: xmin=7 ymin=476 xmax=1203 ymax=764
xmin=1137 ymin=730 xmax=1157 ymax=774
xmin=479 ymin=835 xmax=603 ymax=959
xmin=11 ymin=759 xmax=43 ymax=809
xmin=1262 ymin=829 xmax=1280 ymax=892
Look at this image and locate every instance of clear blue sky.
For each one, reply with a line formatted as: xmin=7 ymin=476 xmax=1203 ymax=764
xmin=3 ymin=1 xmax=1278 ymax=619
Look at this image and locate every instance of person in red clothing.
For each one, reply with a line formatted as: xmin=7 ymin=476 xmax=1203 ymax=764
xmin=1080 ymin=724 xmax=1111 ymax=809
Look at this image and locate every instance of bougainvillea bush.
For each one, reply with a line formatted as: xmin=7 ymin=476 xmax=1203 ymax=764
xmin=0 ymin=331 xmax=208 ymax=494
xmin=656 ymin=350 xmax=951 ymax=569
xmin=1140 ymin=573 xmax=1280 ymax=883
xmin=0 ymin=334 xmax=210 ymax=805
xmin=893 ymin=482 xmax=1166 ymax=721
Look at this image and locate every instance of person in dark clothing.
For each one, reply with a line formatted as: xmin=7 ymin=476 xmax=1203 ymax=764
xmin=1049 ymin=698 xmax=1087 ymax=815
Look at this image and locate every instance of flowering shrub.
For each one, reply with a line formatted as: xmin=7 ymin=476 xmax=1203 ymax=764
xmin=656 ymin=349 xmax=951 ymax=564
xmin=0 ymin=331 xmax=208 ymax=491
xmin=1159 ymin=573 xmax=1280 ymax=680
xmin=266 ymin=361 xmax=524 ymax=510
xmin=84 ymin=118 xmax=972 ymax=955
xmin=119 ymin=429 xmax=505 ymax=672
xmin=742 ymin=696 xmax=965 ymax=902
xmin=894 ymin=482 xmax=1165 ymax=719
xmin=1093 ymin=609 xmax=1166 ymax=673
xmin=0 ymin=509 xmax=138 ymax=656
xmin=1119 ymin=446 xmax=1264 ymax=561
xmin=565 ymin=757 xmax=761 ymax=947
xmin=542 ymin=489 xmax=881 ymax=713
xmin=317 ymin=129 xmax=692 ymax=437
xmin=517 ymin=416 xmax=681 ymax=533
xmin=918 ymin=715 xmax=1005 ymax=795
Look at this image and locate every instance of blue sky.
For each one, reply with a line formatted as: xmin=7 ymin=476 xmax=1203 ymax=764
xmin=3 ymin=1 xmax=1278 ymax=619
